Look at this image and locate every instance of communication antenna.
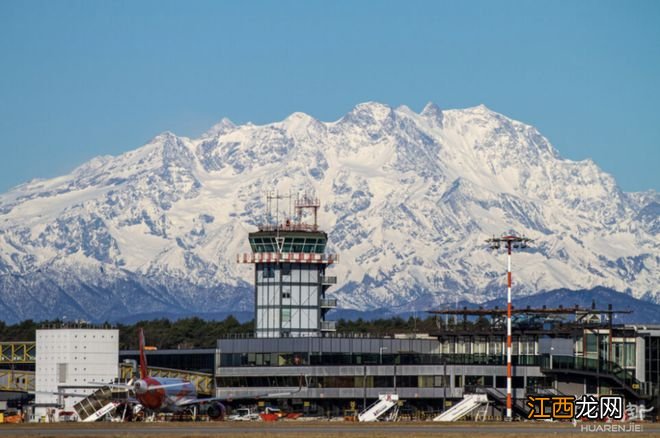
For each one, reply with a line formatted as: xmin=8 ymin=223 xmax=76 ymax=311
xmin=295 ymin=192 xmax=320 ymax=230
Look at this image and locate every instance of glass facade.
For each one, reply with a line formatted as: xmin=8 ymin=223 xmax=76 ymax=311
xmin=644 ymin=334 xmax=660 ymax=395
xmin=216 ymin=374 xmax=522 ymax=390
xmin=119 ymin=350 xmax=215 ymax=373
xmin=220 ymin=352 xmax=546 ymax=367
xmin=249 ymin=233 xmax=327 ymax=254
xmin=255 ymin=263 xmax=325 ymax=337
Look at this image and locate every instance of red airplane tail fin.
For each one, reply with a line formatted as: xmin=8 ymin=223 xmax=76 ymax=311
xmin=138 ymin=328 xmax=148 ymax=379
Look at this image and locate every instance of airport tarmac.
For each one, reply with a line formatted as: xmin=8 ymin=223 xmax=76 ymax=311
xmin=0 ymin=422 xmax=659 ymax=438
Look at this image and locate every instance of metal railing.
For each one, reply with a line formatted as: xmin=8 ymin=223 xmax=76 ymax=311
xmin=237 ymin=253 xmax=339 ymax=264
xmin=321 ymin=321 xmax=337 ymax=331
xmin=257 ymin=223 xmax=319 ymax=232
xmin=320 ymin=298 xmax=337 ymax=308
xmin=321 ymin=276 xmax=337 ymax=285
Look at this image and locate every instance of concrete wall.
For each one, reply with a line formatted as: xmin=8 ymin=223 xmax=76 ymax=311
xmin=35 ymin=329 xmax=118 ymax=420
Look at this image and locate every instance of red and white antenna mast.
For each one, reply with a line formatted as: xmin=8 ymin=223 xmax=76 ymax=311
xmin=485 ymin=233 xmax=532 ymax=421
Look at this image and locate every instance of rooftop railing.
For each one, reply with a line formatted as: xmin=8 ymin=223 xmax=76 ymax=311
xmin=320 ymin=298 xmax=337 ymax=308
xmin=321 ymin=276 xmax=337 ymax=285
xmin=321 ymin=321 xmax=337 ymax=331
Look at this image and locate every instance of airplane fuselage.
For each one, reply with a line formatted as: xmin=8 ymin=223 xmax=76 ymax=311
xmin=136 ymin=376 xmax=197 ymax=411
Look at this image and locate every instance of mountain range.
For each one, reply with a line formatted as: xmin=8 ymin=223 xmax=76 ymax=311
xmin=0 ymin=102 xmax=657 ymax=323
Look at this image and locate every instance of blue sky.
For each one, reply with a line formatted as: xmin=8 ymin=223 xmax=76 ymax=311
xmin=0 ymin=0 xmax=658 ymax=192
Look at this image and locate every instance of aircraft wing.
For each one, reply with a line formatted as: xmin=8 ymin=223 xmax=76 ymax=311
xmin=176 ymin=375 xmax=308 ymax=407
xmin=175 ymin=389 xmax=302 ymax=407
xmin=30 ymin=390 xmax=94 ymax=398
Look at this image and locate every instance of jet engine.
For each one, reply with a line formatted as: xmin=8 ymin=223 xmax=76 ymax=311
xmin=132 ymin=379 xmax=149 ymax=394
xmin=206 ymin=402 xmax=226 ymax=420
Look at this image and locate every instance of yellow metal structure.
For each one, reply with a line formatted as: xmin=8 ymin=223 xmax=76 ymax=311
xmin=0 ymin=369 xmax=34 ymax=392
xmin=0 ymin=342 xmax=36 ymax=364
xmin=119 ymin=363 xmax=213 ymax=395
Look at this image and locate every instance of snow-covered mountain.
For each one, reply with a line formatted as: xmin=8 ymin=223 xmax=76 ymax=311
xmin=0 ymin=102 xmax=657 ymax=323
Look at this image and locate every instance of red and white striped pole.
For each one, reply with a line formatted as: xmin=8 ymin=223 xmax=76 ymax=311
xmin=485 ymin=234 xmax=531 ymax=422
xmin=506 ymin=240 xmax=513 ymax=421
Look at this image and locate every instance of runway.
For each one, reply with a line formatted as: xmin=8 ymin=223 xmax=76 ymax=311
xmin=0 ymin=422 xmax=658 ymax=437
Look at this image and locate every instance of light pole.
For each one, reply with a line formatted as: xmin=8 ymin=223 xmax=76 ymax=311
xmin=442 ymin=356 xmax=447 ymax=413
xmin=379 ymin=347 xmax=388 ymax=365
xmin=486 ymin=234 xmax=532 ymax=421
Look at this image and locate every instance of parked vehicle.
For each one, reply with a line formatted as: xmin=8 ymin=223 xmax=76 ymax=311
xmin=227 ymin=408 xmax=260 ymax=421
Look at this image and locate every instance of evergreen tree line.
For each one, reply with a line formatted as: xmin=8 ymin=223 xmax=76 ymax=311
xmin=0 ymin=315 xmax=439 ymax=350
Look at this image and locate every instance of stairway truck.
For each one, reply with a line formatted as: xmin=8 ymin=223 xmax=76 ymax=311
xmin=358 ymin=393 xmax=399 ymax=422
xmin=433 ymin=394 xmax=489 ymax=422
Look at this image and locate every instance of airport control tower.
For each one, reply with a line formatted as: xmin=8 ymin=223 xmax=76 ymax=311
xmin=237 ymin=194 xmax=338 ymax=338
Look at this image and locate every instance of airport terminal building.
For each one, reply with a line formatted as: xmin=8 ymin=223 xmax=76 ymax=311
xmin=211 ymin=320 xmax=659 ymax=418
xmin=207 ymin=203 xmax=660 ymax=418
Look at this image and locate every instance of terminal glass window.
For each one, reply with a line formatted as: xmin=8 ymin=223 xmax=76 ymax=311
xmin=646 ymin=336 xmax=660 ymax=387
xmin=624 ymin=342 xmax=635 ymax=367
xmin=489 ymin=338 xmax=503 ymax=356
xmin=434 ymin=375 xmax=450 ymax=387
xmin=282 ymin=285 xmax=291 ymax=300
xmin=585 ymin=334 xmax=598 ymax=357
xmin=292 ymin=238 xmax=304 ymax=252
xmin=465 ymin=375 xmax=485 ymax=387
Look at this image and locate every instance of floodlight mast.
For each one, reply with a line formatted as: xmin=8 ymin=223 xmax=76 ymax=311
xmin=485 ymin=234 xmax=532 ymax=421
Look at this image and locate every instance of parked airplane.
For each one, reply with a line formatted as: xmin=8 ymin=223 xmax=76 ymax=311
xmin=96 ymin=328 xmax=225 ymax=419
xmin=102 ymin=328 xmax=304 ymax=420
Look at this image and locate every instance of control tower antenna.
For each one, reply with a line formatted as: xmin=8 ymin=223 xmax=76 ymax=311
xmin=295 ymin=192 xmax=320 ymax=230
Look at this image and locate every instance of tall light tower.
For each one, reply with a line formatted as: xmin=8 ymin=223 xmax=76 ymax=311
xmin=486 ymin=234 xmax=532 ymax=421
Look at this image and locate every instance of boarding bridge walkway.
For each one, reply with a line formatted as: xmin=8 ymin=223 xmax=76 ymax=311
xmin=73 ymin=386 xmax=127 ymax=422
xmin=541 ymin=355 xmax=651 ymax=401
xmin=433 ymin=394 xmax=489 ymax=422
xmin=358 ymin=393 xmax=399 ymax=422
xmin=1 ymin=342 xmax=36 ymax=365
xmin=0 ymin=369 xmax=34 ymax=392
xmin=0 ymin=342 xmax=36 ymax=393
xmin=119 ymin=363 xmax=213 ymax=395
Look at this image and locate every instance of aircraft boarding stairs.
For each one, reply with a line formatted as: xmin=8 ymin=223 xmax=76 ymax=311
xmin=358 ymin=393 xmax=399 ymax=422
xmin=433 ymin=394 xmax=489 ymax=422
xmin=73 ymin=386 xmax=128 ymax=422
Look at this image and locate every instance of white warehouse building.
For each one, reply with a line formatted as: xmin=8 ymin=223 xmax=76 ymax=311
xmin=35 ymin=327 xmax=119 ymax=420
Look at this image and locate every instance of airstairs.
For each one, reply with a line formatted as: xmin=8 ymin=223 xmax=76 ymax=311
xmin=482 ymin=387 xmax=529 ymax=418
xmin=358 ymin=393 xmax=399 ymax=422
xmin=73 ymin=386 xmax=125 ymax=422
xmin=433 ymin=394 xmax=489 ymax=422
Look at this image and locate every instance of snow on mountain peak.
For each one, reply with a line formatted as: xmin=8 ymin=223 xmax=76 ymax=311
xmin=202 ymin=117 xmax=236 ymax=138
xmin=343 ymin=101 xmax=395 ymax=125
xmin=420 ymin=101 xmax=443 ymax=122
xmin=0 ymin=101 xmax=657 ymax=323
